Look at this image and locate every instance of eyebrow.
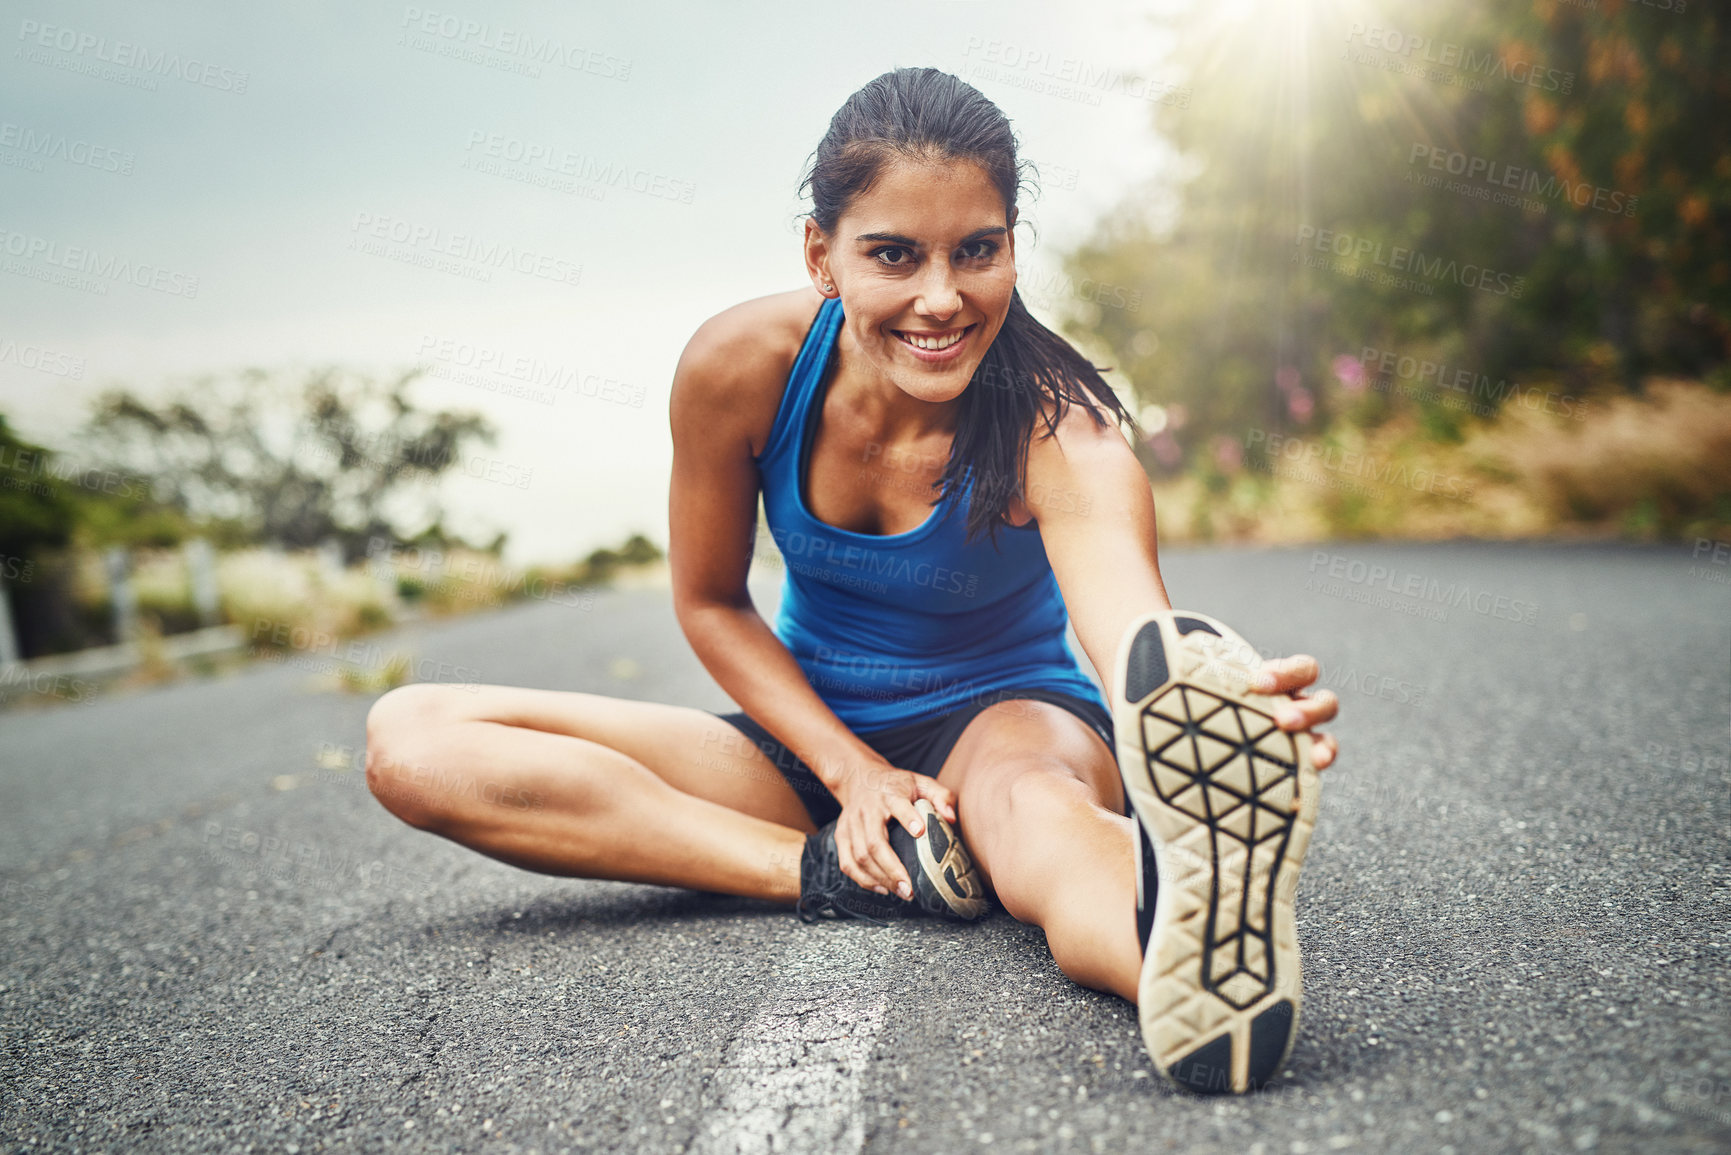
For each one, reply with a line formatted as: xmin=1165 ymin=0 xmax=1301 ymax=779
xmin=854 ymin=226 xmax=1008 ymax=247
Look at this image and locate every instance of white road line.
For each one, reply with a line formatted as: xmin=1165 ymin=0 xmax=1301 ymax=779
xmin=691 ymin=925 xmax=896 ymax=1155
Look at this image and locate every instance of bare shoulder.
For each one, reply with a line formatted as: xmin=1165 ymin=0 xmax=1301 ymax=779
xmin=1028 ymin=389 xmax=1134 ymax=465
xmin=1021 ymin=389 xmax=1140 ymax=520
xmin=671 ymin=287 xmax=826 ymax=455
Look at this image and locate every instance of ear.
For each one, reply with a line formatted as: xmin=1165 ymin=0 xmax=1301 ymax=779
xmin=802 ymin=218 xmax=833 ymax=295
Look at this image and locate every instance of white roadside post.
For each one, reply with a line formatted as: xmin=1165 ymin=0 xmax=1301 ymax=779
xmin=0 ymin=579 xmax=20 ymax=667
xmin=185 ymin=537 xmax=222 ymax=626
xmin=104 ymin=546 xmax=137 ymax=645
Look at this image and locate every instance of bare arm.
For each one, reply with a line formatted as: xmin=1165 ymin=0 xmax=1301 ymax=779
xmin=1023 ymin=405 xmax=1339 ymax=766
xmin=666 ymin=309 xmax=954 ymax=892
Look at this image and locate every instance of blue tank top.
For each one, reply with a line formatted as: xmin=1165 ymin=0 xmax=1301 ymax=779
xmin=756 ymin=294 xmax=1106 ymax=731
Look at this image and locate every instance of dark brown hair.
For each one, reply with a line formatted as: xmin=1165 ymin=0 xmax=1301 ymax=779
xmin=798 ymin=66 xmax=1137 ymax=542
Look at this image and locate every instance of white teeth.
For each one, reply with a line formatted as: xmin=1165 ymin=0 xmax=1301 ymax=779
xmin=898 ymin=328 xmax=966 ymax=351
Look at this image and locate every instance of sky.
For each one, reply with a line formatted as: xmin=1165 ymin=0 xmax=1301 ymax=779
xmin=1 ymin=0 xmax=1182 ymax=566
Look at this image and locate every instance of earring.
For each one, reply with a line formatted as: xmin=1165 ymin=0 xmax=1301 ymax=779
xmin=821 ymin=283 xmax=834 ymax=294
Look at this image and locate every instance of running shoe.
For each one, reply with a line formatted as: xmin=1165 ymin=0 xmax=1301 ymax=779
xmin=1112 ymin=609 xmax=1322 ymax=1094
xmin=797 ymin=798 xmax=991 ymax=924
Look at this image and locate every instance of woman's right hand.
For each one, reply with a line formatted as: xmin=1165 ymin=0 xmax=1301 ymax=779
xmin=830 ymin=760 xmax=960 ymax=899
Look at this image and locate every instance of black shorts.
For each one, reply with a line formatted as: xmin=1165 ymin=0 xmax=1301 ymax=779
xmin=710 ymin=687 xmax=1120 ymax=829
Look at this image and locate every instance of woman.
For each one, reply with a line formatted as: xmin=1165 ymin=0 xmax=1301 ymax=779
xmin=364 ymin=66 xmax=1339 ymax=1097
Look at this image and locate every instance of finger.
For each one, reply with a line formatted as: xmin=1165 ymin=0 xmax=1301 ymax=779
xmin=913 ymin=776 xmax=958 ymax=822
xmin=864 ymin=828 xmax=912 ymax=899
xmin=1251 ymin=654 xmax=1319 ymax=695
xmin=887 ymin=793 xmax=926 ymax=840
xmin=1311 ymin=732 xmax=1338 ymax=770
xmin=1274 ymin=690 xmax=1338 ymax=731
xmin=837 ymin=822 xmax=890 ymax=895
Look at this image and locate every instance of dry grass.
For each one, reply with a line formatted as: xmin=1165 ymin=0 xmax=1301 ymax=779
xmin=1470 ymin=378 xmax=1731 ymax=540
xmin=220 ymin=547 xmax=396 ymax=648
xmin=1152 ymin=379 xmax=1731 ymax=544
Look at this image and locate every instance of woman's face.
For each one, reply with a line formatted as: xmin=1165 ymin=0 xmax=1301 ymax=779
xmin=805 ymin=155 xmax=1017 ymax=406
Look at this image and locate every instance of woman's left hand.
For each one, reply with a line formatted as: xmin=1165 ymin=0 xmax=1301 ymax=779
xmin=1250 ymin=655 xmax=1340 ymax=770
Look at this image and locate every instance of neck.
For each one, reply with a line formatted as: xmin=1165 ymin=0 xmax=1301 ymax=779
xmin=830 ymin=321 xmax=963 ymax=444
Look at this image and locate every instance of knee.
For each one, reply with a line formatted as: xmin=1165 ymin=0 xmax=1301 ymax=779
xmin=977 ymin=763 xmax=1096 ymax=920
xmin=364 ymin=684 xmax=458 ymax=827
xmin=1001 ymin=762 xmax=1097 ymax=824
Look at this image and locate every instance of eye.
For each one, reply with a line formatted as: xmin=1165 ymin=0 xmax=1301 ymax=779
xmin=869 ymin=245 xmax=912 ymax=267
xmin=960 ymin=240 xmax=999 ymax=261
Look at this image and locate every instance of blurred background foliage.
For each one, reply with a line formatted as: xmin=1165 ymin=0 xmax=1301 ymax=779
xmin=0 ymin=368 xmax=662 ymax=668
xmin=1062 ymin=0 xmax=1729 ymax=541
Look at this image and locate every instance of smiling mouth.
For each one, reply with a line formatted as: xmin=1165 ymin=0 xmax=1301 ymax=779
xmin=892 ymin=324 xmax=975 ymax=352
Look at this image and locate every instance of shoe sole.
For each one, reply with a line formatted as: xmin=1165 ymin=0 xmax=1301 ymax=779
xmin=889 ymin=799 xmax=990 ymax=920
xmin=1112 ymin=610 xmax=1321 ymax=1095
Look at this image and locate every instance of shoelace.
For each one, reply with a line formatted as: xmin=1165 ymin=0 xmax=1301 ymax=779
xmin=796 ymin=833 xmax=891 ymax=926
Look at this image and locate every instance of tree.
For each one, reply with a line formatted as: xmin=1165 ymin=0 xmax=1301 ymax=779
xmin=1060 ymin=0 xmax=1728 ymax=471
xmin=0 ymin=414 xmax=77 ymax=568
xmin=74 ymin=366 xmax=499 ymax=561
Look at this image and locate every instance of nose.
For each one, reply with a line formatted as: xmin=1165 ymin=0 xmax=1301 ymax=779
xmin=915 ymin=262 xmax=962 ymax=322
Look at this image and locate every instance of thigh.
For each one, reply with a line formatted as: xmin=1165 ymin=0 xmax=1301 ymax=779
xmin=370 ymin=682 xmax=817 ymax=832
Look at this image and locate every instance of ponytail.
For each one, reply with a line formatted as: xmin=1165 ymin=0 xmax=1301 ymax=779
xmin=946 ymin=289 xmax=1137 ymax=542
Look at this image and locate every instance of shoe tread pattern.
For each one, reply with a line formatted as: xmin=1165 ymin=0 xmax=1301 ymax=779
xmin=895 ymin=800 xmax=989 ymax=920
xmin=1115 ymin=611 xmax=1321 ymax=1094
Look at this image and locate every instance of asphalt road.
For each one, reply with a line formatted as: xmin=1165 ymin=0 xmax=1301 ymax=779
xmin=2 ymin=543 xmax=1727 ymax=1154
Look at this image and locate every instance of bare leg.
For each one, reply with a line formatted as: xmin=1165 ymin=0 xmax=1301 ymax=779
xmin=937 ymin=699 xmax=1143 ymax=1002
xmin=364 ymin=683 xmax=818 ymax=902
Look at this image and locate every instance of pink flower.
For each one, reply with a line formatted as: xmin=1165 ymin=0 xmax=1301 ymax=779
xmin=1148 ymin=429 xmax=1183 ymax=469
xmin=1332 ymin=354 xmax=1367 ymax=394
xmin=1287 ymin=387 xmax=1314 ymax=423
xmin=1213 ymin=436 xmax=1244 ymax=473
